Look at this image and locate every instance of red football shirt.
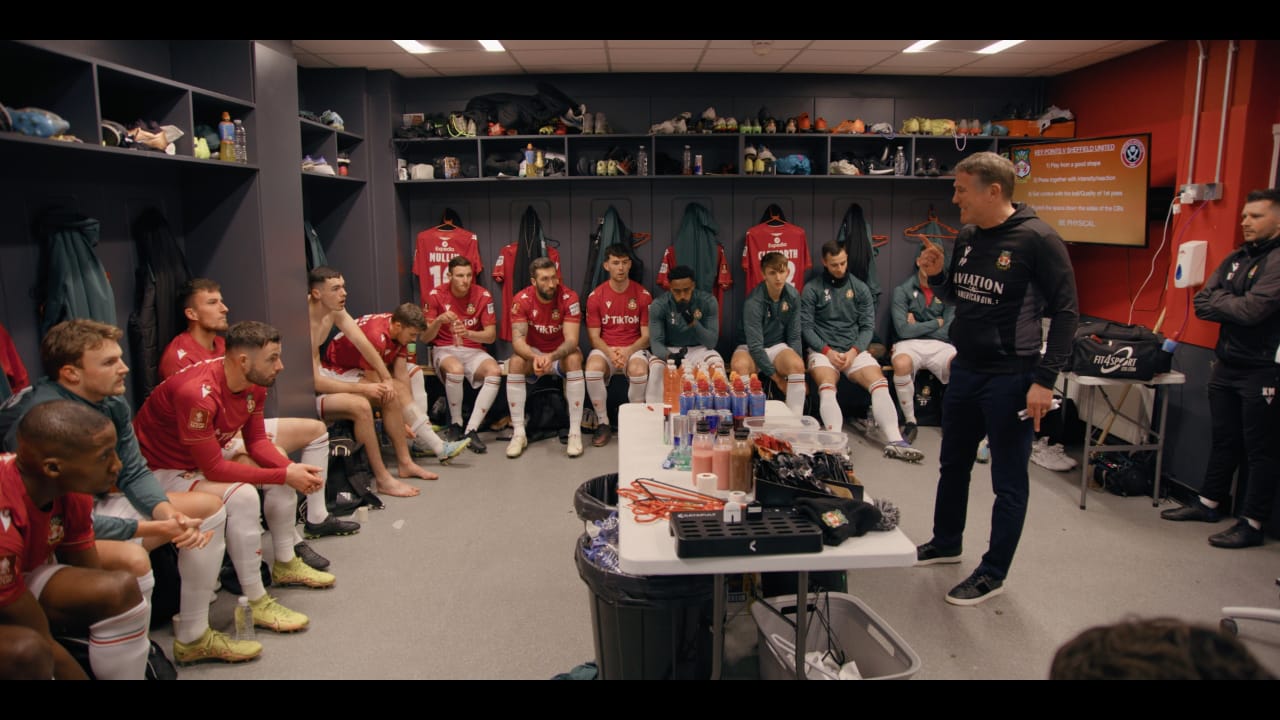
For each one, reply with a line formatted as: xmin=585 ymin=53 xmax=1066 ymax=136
xmin=424 ymin=283 xmax=496 ymax=350
xmin=585 ymin=280 xmax=651 ymax=348
xmin=492 ymin=242 xmax=562 ymax=342
xmin=134 ymin=360 xmax=288 ymax=484
xmin=322 ymin=313 xmax=407 ymax=373
xmin=159 ymin=331 xmax=226 ymax=380
xmin=413 ymin=226 xmax=483 ymax=305
xmin=742 ymin=221 xmax=812 ymax=293
xmin=0 ymin=454 xmax=95 ymax=607
xmin=510 ymin=285 xmax=581 ymax=354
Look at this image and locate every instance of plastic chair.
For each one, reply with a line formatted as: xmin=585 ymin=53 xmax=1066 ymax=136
xmin=1220 ymin=578 xmax=1280 ymax=635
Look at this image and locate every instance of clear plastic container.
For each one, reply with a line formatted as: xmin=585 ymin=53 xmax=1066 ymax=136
xmin=748 ymin=426 xmax=848 ymax=457
xmin=741 ymin=414 xmax=821 ymax=431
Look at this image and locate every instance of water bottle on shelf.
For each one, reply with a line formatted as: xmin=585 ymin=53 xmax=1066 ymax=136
xmin=234 ymin=596 xmax=255 ymax=642
xmin=218 ymin=111 xmax=235 ymax=162
xmin=233 ymin=119 xmax=247 ymax=164
xmin=893 ymin=145 xmax=907 ymax=176
xmin=636 ymin=145 xmax=649 ymax=176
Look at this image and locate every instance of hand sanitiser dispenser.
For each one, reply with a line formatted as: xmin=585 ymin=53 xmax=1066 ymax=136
xmin=1174 ymin=240 xmax=1208 ymax=288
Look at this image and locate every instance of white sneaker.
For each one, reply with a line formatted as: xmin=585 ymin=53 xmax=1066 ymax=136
xmin=566 ymin=434 xmax=583 ymax=458
xmin=1030 ymin=437 xmax=1077 ymax=472
xmin=506 ymin=433 xmax=527 ymax=459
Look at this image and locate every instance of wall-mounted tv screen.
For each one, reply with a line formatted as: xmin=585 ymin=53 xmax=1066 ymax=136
xmin=1010 ymin=134 xmax=1152 ymax=248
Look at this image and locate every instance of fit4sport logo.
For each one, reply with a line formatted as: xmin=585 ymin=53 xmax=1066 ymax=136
xmin=1093 ymin=345 xmax=1139 ymax=375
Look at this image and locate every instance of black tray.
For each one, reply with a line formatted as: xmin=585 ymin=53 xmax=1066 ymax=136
xmin=670 ymin=508 xmax=824 ymax=558
xmin=754 ymin=475 xmax=864 ymax=508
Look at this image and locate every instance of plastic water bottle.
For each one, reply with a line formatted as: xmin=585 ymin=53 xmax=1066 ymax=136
xmin=233 ymin=119 xmax=247 ymax=164
xmin=731 ymin=375 xmax=748 ymax=428
xmin=679 ymin=379 xmax=696 ymax=415
xmin=218 ymin=111 xmax=235 ymax=162
xmin=234 ymin=596 xmax=255 ymax=642
xmin=748 ymin=377 xmax=767 ymax=418
xmin=893 ymin=146 xmax=907 ymax=176
xmin=663 ymin=359 xmax=679 ymax=415
xmin=637 ymin=145 xmax=649 ymax=176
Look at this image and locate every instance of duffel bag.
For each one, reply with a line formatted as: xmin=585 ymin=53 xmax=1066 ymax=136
xmin=1070 ymin=319 xmax=1172 ymax=381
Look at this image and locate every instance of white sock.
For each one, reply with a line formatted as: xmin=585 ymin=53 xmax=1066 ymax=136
xmin=88 ymin=598 xmax=150 ymax=680
xmin=1246 ymin=517 xmax=1263 ymax=530
xmin=628 ymin=374 xmax=647 ymax=403
xmin=818 ymin=384 xmax=841 ymax=431
xmin=411 ymin=416 xmax=445 ymax=454
xmin=785 ymin=373 xmax=806 ymax=416
xmin=646 ymin=360 xmax=665 ymax=403
xmin=466 ymin=376 xmax=501 ymax=433
xmin=870 ymin=379 xmax=904 ymax=443
xmin=409 ymin=365 xmax=430 ymax=416
xmin=445 ymin=373 xmax=465 ymax=426
xmin=302 ymin=431 xmax=331 ymax=525
xmin=176 ymin=505 xmax=225 ymax=644
xmin=136 ymin=569 xmax=155 ymax=609
xmin=222 ymin=483 xmax=266 ymax=601
xmin=894 ymin=374 xmax=916 ymax=424
xmin=566 ymin=371 xmax=585 ymax=437
xmin=506 ymin=376 xmax=526 ymax=434
xmin=263 ymin=484 xmax=297 ymax=564
xmin=586 ymin=371 xmax=608 ymax=424
xmin=1199 ymin=496 xmax=1219 ymax=509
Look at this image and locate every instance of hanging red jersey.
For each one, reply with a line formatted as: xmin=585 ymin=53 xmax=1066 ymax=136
xmin=413 ymin=226 xmax=484 ymax=305
xmin=742 ymin=221 xmax=812 ymax=293
xmin=491 ymin=242 xmax=562 ymax=342
xmin=0 ymin=323 xmax=29 ymax=393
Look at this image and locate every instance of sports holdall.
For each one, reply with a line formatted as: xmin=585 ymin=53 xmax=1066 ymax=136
xmin=1070 ymin=320 xmax=1172 ymax=381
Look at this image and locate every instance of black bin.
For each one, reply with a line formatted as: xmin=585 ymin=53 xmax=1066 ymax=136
xmin=573 ymin=474 xmax=715 ymax=679
xmin=574 ymin=534 xmax=715 ymax=680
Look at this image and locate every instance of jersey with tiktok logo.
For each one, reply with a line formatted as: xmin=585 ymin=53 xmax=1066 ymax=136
xmin=586 ymin=280 xmax=652 ymax=348
xmin=510 ymin=285 xmax=580 ymax=354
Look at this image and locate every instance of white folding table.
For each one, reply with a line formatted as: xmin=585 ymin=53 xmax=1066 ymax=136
xmin=614 ymin=402 xmax=916 ymax=679
xmin=1065 ymin=371 xmax=1186 ymax=509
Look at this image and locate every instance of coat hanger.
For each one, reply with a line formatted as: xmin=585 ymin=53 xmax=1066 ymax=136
xmin=903 ymin=206 xmax=959 ymax=242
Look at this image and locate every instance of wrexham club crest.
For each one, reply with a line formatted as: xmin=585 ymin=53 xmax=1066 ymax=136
xmin=1012 ymin=148 xmax=1031 ymax=182
xmin=997 ymin=250 xmax=1013 ymax=271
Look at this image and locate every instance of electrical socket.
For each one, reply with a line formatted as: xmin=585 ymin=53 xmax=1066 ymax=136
xmin=1179 ymin=182 xmax=1223 ymax=203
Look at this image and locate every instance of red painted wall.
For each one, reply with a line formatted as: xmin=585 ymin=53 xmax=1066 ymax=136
xmin=1048 ymin=40 xmax=1280 ymax=349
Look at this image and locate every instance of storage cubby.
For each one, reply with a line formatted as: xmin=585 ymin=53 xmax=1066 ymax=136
xmin=336 ymin=130 xmax=364 ymax=180
xmin=478 ymin=135 xmax=567 ymax=178
xmin=192 ymin=90 xmax=255 ymax=163
xmin=653 ymin=134 xmax=740 ymax=176
xmin=300 ymin=117 xmax=338 ymax=168
xmin=743 ymin=133 xmax=829 ymax=176
xmin=96 ymin=66 xmax=192 ymax=155
xmin=393 ymin=137 xmax=482 ymax=181
xmin=567 ymin=134 xmax=649 ymax=178
xmin=0 ymin=42 xmax=98 ymax=145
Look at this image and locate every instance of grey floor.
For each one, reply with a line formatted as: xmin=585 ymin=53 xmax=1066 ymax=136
xmin=153 ymin=420 xmax=1280 ymax=680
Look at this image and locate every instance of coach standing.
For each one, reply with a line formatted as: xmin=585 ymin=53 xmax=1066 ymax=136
xmin=914 ymin=152 xmax=1079 ymax=605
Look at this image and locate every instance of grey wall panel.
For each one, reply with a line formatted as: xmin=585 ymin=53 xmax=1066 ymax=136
xmin=366 ymin=71 xmax=405 ymax=310
xmin=247 ymin=41 xmax=311 ymax=417
xmin=27 ymin=40 xmax=171 ymax=78
xmin=0 ymin=153 xmax=184 ymax=399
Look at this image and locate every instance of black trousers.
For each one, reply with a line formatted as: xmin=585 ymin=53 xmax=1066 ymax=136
xmin=1200 ymin=361 xmax=1280 ymax=522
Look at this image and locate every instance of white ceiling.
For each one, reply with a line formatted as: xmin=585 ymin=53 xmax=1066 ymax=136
xmin=293 ymin=39 xmax=1165 ymax=78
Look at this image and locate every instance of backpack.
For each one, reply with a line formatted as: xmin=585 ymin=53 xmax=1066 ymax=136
xmin=524 ymin=384 xmax=570 ymax=442
xmin=319 ymin=421 xmax=383 ymax=515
